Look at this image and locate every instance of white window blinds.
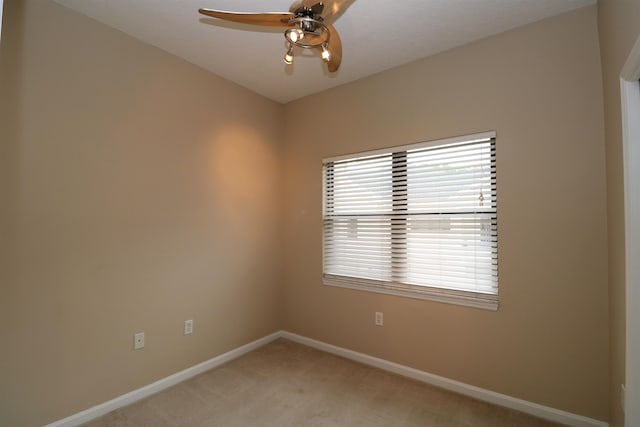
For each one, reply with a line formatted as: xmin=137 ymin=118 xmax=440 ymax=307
xmin=322 ymin=132 xmax=498 ymax=310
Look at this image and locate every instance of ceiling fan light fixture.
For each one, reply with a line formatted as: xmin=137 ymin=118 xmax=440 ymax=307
xmin=285 ymin=17 xmax=329 ymax=48
xmin=198 ymin=1 xmax=343 ymax=72
xmin=288 ymin=28 xmax=305 ymax=43
xmin=321 ymin=43 xmax=331 ymax=62
xmin=283 ymin=44 xmax=294 ymax=64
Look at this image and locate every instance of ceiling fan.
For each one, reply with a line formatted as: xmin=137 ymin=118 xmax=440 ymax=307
xmin=198 ymin=0 xmax=351 ymax=72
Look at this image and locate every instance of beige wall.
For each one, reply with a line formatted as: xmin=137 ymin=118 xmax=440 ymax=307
xmin=282 ymin=6 xmax=609 ymax=421
xmin=0 ymin=1 xmax=615 ymax=426
xmin=598 ymin=1 xmax=640 ymax=426
xmin=0 ymin=1 xmax=283 ymax=426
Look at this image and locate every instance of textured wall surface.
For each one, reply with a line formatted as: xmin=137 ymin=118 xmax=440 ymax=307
xmin=0 ymin=1 xmax=284 ymax=425
xmin=597 ymin=0 xmax=640 ymax=425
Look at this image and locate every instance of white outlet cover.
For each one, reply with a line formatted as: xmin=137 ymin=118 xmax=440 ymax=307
xmin=134 ymin=332 xmax=145 ymax=350
xmin=184 ymin=319 xmax=193 ymax=335
xmin=375 ymin=312 xmax=384 ymax=326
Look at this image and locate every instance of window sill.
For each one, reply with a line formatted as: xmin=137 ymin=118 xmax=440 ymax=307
xmin=323 ymin=274 xmax=498 ymax=311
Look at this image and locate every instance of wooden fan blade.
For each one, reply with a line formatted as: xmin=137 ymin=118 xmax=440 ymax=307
xmin=321 ymin=0 xmax=355 ymax=21
xmin=325 ymin=21 xmax=342 ymax=72
xmin=198 ymin=9 xmax=295 ymax=27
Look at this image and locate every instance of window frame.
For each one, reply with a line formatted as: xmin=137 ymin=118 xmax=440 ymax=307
xmin=322 ymin=131 xmax=498 ymax=310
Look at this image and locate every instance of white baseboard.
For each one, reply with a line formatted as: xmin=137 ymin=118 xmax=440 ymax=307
xmin=44 ymin=331 xmax=282 ymax=427
xmin=46 ymin=330 xmax=608 ymax=427
xmin=280 ymin=331 xmax=608 ymax=427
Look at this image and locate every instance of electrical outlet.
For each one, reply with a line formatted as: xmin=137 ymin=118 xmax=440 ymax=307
xmin=134 ymin=332 xmax=145 ymax=350
xmin=184 ymin=319 xmax=193 ymax=335
xmin=375 ymin=312 xmax=383 ymax=326
xmin=621 ymin=384 xmax=626 ymax=412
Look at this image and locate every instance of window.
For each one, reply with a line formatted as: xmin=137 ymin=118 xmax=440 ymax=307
xmin=322 ymin=132 xmax=498 ymax=310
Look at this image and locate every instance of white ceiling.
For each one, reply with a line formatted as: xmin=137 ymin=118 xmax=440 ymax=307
xmin=53 ymin=0 xmax=595 ymax=104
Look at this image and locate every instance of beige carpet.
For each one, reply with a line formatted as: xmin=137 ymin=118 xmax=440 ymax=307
xmin=83 ymin=339 xmax=565 ymax=426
